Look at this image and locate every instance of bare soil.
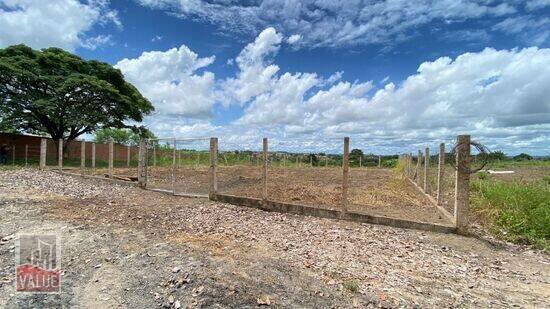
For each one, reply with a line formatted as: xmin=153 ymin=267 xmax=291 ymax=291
xmin=94 ymin=166 xmax=451 ymax=225
xmin=0 ymin=169 xmax=549 ymax=308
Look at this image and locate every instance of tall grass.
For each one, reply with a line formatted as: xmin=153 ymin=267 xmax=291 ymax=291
xmin=471 ymin=177 xmax=550 ymax=250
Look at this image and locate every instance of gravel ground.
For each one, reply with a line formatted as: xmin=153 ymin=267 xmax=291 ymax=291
xmin=0 ymin=169 xmax=549 ymax=308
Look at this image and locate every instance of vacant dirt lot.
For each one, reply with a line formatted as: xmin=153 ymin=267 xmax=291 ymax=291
xmin=0 ymin=169 xmax=549 ymax=308
xmin=97 ymin=166 xmax=451 ymax=225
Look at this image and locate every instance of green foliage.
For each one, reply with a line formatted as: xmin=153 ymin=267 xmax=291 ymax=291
xmin=477 ymin=171 xmax=490 ymax=180
xmin=94 ymin=127 xmax=156 ymax=146
xmin=513 ymin=153 xmax=533 ymax=161
xmin=382 ymin=158 xmax=397 ymax=168
xmin=342 ymin=280 xmax=360 ymax=293
xmin=0 ymin=44 xmax=153 ymax=142
xmin=489 ymin=150 xmax=506 ymax=161
xmin=349 ymin=148 xmax=363 ymax=167
xmin=471 ymin=179 xmax=550 ymax=250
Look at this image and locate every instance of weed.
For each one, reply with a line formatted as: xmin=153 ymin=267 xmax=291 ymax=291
xmin=471 ymin=179 xmax=550 ymax=251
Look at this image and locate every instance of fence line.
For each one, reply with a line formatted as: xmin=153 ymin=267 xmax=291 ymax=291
xmin=37 ymin=134 xmax=472 ymax=234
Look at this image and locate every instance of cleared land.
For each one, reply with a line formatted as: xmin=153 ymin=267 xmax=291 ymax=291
xmin=0 ymin=169 xmax=548 ymax=308
xmin=91 ymin=166 xmax=451 ymax=225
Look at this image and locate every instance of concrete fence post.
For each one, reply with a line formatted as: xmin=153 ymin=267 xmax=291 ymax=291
xmin=406 ymin=154 xmax=411 ymax=177
xmin=153 ymin=145 xmax=157 ymax=167
xmin=138 ymin=139 xmax=147 ymax=188
xmin=172 ymin=138 xmax=176 ymax=194
xmin=127 ymin=145 xmax=131 ymax=167
xmin=58 ymin=139 xmax=63 ymax=172
xmin=415 ymin=150 xmax=422 ymax=185
xmin=359 ymin=155 xmax=362 ymax=168
xmin=91 ymin=143 xmax=96 ymax=171
xmin=378 ymin=155 xmax=381 ymax=168
xmin=108 ymin=139 xmax=113 ymax=178
xmin=437 ymin=143 xmax=445 ymax=204
xmin=39 ymin=139 xmax=46 ymax=170
xmin=209 ymin=137 xmax=218 ymax=200
xmin=24 ymin=144 xmax=28 ymax=167
xmin=424 ymin=147 xmax=430 ymax=193
xmin=80 ymin=140 xmax=85 ymax=175
xmin=454 ymin=135 xmax=471 ymax=234
xmin=342 ymin=137 xmax=350 ymax=215
xmin=262 ymin=137 xmax=268 ymax=201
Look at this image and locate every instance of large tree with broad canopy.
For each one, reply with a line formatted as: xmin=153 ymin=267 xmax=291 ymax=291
xmin=0 ymin=44 xmax=154 ymax=142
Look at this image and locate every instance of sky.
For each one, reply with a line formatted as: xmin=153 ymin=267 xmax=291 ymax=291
xmin=1 ymin=0 xmax=549 ymax=155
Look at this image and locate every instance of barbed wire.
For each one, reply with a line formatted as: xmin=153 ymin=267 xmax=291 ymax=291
xmin=449 ymin=140 xmax=491 ymax=174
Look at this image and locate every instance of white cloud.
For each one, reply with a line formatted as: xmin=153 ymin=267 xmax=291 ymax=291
xmin=118 ymin=28 xmax=550 ymax=154
xmin=223 ymin=29 xmax=550 ymax=153
xmin=525 ymin=0 xmax=550 ymax=10
xmin=135 ymin=0 xmax=526 ymax=48
xmin=221 ymin=27 xmax=283 ymax=105
xmin=80 ymin=34 xmax=112 ymax=50
xmin=0 ymin=0 xmax=120 ymax=51
xmin=492 ymin=16 xmax=549 ymax=45
xmin=286 ymin=34 xmax=302 ymax=45
xmin=115 ymin=45 xmax=216 ymax=118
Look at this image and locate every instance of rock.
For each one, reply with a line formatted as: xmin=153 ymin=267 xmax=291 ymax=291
xmin=172 ymin=267 xmax=181 ymax=273
xmin=174 ymin=300 xmax=181 ymax=309
xmin=257 ymin=295 xmax=272 ymax=306
xmin=168 ymin=295 xmax=174 ymax=304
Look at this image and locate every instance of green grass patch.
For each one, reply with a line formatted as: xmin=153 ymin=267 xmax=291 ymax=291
xmin=487 ymin=160 xmax=550 ymax=169
xmin=471 ymin=178 xmax=550 ymax=250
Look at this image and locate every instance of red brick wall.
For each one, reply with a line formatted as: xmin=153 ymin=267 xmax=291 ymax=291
xmin=0 ymin=133 xmax=138 ymax=162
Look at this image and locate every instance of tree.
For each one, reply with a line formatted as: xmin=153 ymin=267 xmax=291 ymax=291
xmin=513 ymin=153 xmax=533 ymax=161
xmin=488 ymin=150 xmax=506 ymax=161
xmin=350 ymin=148 xmax=364 ymax=166
xmin=0 ymin=44 xmax=154 ymax=143
xmin=94 ymin=127 xmax=156 ymax=146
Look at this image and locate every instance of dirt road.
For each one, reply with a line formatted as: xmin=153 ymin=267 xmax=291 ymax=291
xmin=0 ymin=169 xmax=548 ymax=308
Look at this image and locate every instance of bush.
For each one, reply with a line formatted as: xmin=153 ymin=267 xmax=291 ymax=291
xmin=471 ymin=179 xmax=550 ymax=250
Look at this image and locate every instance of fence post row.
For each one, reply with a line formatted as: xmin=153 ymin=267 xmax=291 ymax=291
xmin=58 ymin=139 xmax=63 ymax=172
xmin=39 ymin=139 xmax=46 ymax=170
xmin=209 ymin=137 xmax=218 ymax=200
xmin=454 ymin=135 xmax=470 ymax=234
xmin=80 ymin=140 xmax=86 ymax=174
xmin=437 ymin=143 xmax=445 ymax=205
xmin=342 ymin=137 xmax=350 ymax=215
xmin=108 ymin=139 xmax=114 ymax=178
xmin=262 ymin=137 xmax=268 ymax=201
xmin=424 ymin=147 xmax=429 ymax=193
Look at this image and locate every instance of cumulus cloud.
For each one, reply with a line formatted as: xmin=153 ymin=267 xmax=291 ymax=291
xmin=115 ymin=45 xmax=216 ymax=118
xmin=223 ymin=29 xmax=550 ymax=153
xmin=116 ymin=28 xmax=550 ymax=154
xmin=135 ymin=0 xmax=536 ymax=48
xmin=0 ymin=0 xmax=120 ymax=51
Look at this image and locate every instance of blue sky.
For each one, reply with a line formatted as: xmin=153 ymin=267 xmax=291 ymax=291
xmin=1 ymin=0 xmax=549 ymax=154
